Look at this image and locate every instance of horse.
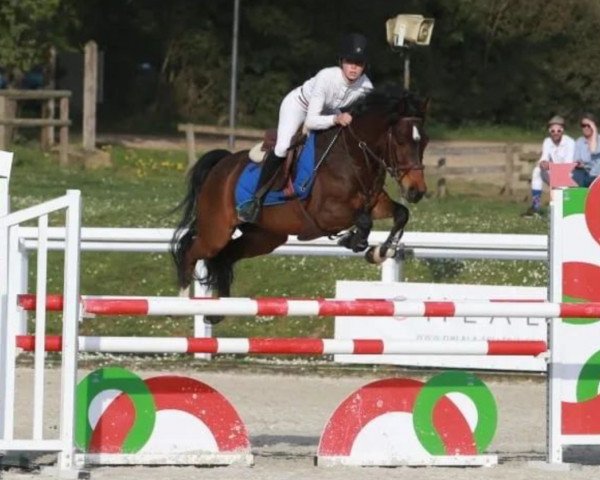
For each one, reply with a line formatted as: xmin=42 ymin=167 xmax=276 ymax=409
xmin=171 ymin=85 xmax=429 ymax=322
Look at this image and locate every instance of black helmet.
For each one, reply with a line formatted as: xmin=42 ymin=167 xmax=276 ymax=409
xmin=339 ymin=33 xmax=368 ymax=63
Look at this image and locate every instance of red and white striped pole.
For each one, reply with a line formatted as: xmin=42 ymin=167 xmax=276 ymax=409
xmin=17 ymin=294 xmax=600 ymax=318
xmin=16 ymin=335 xmax=547 ymax=356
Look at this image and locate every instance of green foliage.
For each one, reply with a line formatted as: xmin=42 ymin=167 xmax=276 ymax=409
xmin=5 ymin=0 xmax=600 ymax=128
xmin=0 ymin=0 xmax=75 ymax=83
xmin=422 ymin=0 xmax=600 ymax=126
xmin=196 ymin=0 xmax=598 ymax=129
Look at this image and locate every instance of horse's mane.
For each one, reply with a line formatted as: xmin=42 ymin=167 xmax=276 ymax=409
xmin=348 ymin=84 xmax=425 ymax=123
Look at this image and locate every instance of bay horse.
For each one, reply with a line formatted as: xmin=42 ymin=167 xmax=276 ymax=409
xmin=171 ymin=85 xmax=429 ymax=321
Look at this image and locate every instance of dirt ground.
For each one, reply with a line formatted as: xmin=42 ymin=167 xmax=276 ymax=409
xmin=2 ymin=366 xmax=600 ymax=480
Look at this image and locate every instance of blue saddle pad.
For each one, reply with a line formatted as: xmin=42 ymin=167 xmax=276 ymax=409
xmin=235 ymin=133 xmax=316 ymax=209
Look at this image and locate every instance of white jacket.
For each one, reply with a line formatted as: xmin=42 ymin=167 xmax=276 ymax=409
xmin=292 ymin=66 xmax=373 ymax=130
xmin=539 ymin=135 xmax=575 ymax=164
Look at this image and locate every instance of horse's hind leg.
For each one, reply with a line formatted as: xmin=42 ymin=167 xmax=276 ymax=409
xmin=365 ymin=191 xmax=409 ymax=264
xmin=180 ymin=221 xmax=235 ymax=289
xmin=220 ymin=225 xmax=288 ymax=266
xmin=201 ymin=226 xmax=287 ymax=324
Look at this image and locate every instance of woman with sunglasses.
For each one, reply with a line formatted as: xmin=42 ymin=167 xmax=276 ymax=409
xmin=522 ymin=115 xmax=575 ymax=217
xmin=573 ymin=113 xmax=600 ymax=188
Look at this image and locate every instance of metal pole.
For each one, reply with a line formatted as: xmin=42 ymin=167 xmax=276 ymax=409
xmin=403 ymin=46 xmax=410 ymax=90
xmin=228 ymin=0 xmax=240 ymax=150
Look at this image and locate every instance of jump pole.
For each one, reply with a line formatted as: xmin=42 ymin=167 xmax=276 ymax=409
xmin=17 ymin=294 xmax=600 ymax=318
xmin=15 ymin=335 xmax=547 ymax=356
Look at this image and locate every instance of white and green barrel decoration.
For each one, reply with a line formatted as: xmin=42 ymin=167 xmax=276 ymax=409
xmin=317 ymin=371 xmax=498 ymax=465
xmin=75 ymin=367 xmax=252 ymax=464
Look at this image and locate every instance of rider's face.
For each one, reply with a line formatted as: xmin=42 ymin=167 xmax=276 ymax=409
xmin=341 ymin=59 xmax=365 ymax=83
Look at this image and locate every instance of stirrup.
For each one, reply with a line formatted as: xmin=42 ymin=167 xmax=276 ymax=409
xmin=237 ymin=199 xmax=261 ymax=223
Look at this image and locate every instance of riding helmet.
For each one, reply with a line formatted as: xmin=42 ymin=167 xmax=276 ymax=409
xmin=339 ymin=33 xmax=368 ymax=63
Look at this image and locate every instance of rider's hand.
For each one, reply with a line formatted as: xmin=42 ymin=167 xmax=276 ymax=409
xmin=335 ymin=112 xmax=353 ymax=127
xmin=539 ymin=160 xmax=550 ymax=170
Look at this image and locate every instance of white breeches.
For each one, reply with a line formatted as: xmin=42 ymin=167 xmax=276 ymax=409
xmin=274 ymin=92 xmax=307 ymax=157
xmin=531 ymin=165 xmax=550 ymax=190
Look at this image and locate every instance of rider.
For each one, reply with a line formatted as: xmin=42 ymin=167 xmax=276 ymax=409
xmin=238 ymin=33 xmax=374 ymax=223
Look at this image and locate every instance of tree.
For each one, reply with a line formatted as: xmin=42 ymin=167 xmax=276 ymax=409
xmin=420 ymin=0 xmax=600 ymax=125
xmin=59 ymin=0 xmax=600 ymax=130
xmin=0 ymin=0 xmax=76 ymax=87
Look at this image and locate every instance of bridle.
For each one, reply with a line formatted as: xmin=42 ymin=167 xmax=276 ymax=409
xmin=345 ymin=117 xmax=425 ymax=180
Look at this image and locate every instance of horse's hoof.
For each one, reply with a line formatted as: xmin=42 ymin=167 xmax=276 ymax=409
xmin=337 ymin=232 xmax=354 ymax=249
xmin=365 ymin=246 xmax=392 ymax=264
xmin=351 ymin=238 xmax=369 ymax=252
xmin=204 ymin=315 xmax=224 ymax=325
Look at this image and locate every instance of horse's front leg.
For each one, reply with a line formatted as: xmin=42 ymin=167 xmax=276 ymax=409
xmin=337 ymin=209 xmax=372 ymax=252
xmin=365 ymin=191 xmax=409 ymax=264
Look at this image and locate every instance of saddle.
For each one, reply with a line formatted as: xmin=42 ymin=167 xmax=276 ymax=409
xmin=249 ymin=129 xmax=307 ymax=192
xmin=237 ymin=129 xmax=326 ymax=240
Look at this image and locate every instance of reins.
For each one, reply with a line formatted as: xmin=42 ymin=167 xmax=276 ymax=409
xmin=345 ymin=118 xmax=424 ymax=181
xmin=299 ymin=127 xmax=343 ymax=191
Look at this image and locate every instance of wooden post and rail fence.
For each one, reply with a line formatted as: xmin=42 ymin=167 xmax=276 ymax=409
xmin=177 ymin=123 xmax=263 ymax=167
xmin=428 ymin=143 xmax=538 ymax=197
xmin=0 ymin=89 xmax=71 ymax=165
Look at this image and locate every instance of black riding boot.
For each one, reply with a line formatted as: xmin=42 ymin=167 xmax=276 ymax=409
xmin=238 ymin=151 xmax=284 ymax=222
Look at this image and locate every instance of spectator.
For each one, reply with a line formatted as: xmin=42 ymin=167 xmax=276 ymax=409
xmin=572 ymin=112 xmax=600 ymax=187
xmin=522 ymin=115 xmax=575 ymax=217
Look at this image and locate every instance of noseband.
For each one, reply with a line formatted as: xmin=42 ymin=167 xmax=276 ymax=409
xmin=346 ymin=117 xmax=424 ymax=180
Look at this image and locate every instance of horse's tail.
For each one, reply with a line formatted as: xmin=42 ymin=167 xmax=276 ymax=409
xmin=171 ymin=149 xmax=231 ymax=288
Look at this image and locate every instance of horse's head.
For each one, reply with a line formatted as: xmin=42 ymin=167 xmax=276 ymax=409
xmin=389 ymin=105 xmax=429 ymax=203
xmin=349 ymin=85 xmax=429 ymax=203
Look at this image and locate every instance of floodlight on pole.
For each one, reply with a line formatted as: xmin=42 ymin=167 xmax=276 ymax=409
xmin=385 ymin=14 xmax=434 ymax=90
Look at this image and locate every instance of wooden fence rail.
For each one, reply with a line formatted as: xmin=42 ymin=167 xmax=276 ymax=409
xmin=431 ymin=144 xmax=538 ymax=197
xmin=177 ymin=123 xmax=263 ymax=166
xmin=0 ymin=89 xmax=71 ymax=165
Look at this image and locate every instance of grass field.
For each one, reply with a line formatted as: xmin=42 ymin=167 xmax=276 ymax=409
xmin=8 ymin=143 xmax=549 ymax=339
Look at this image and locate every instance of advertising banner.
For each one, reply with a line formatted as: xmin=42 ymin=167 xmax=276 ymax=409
xmin=335 ymin=281 xmax=547 ymax=371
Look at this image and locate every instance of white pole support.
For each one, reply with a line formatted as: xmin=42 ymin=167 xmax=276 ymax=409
xmin=32 ymin=214 xmax=48 ymax=440
xmin=193 ymin=261 xmax=212 ymax=360
xmin=381 ymin=258 xmax=401 ymax=283
xmin=0 ymin=150 xmax=13 ymax=217
xmin=57 ymin=190 xmax=82 ymax=473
